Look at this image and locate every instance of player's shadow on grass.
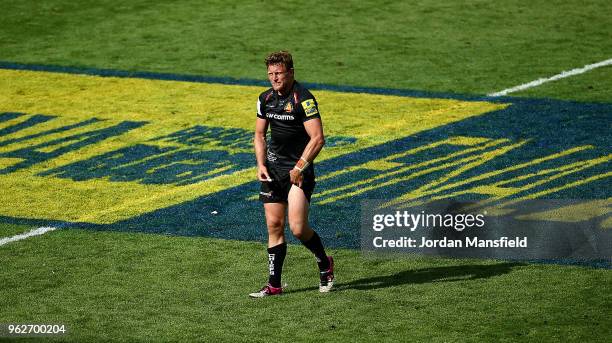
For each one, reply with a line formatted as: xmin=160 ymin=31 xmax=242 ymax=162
xmin=287 ymin=262 xmax=524 ymax=293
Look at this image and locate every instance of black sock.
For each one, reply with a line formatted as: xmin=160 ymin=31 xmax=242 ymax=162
xmin=267 ymin=242 xmax=286 ymax=288
xmin=301 ymin=231 xmax=330 ymax=271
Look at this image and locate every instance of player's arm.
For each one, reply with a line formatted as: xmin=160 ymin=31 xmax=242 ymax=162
xmin=289 ymin=117 xmax=325 ymax=186
xmin=300 ymin=118 xmax=325 ymax=163
xmin=254 ymin=117 xmax=271 ymax=181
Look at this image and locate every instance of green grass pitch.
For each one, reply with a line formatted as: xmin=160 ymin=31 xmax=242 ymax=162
xmin=1 ymin=1 xmax=611 ymax=342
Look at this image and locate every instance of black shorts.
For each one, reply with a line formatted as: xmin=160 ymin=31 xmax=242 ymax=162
xmin=259 ymin=166 xmax=316 ymax=203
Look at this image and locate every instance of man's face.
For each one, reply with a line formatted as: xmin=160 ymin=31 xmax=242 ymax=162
xmin=267 ymin=63 xmax=294 ymax=94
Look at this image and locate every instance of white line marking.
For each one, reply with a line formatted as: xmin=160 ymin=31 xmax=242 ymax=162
xmin=488 ymin=58 xmax=612 ymax=97
xmin=0 ymin=226 xmax=58 ymax=246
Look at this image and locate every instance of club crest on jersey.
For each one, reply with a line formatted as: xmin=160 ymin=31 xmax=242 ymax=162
xmin=301 ymin=99 xmax=319 ymax=117
xmin=284 ymin=101 xmax=293 ymax=112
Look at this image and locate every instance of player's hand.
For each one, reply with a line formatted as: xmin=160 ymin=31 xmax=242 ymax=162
xmin=257 ymin=165 xmax=272 ymax=182
xmin=289 ymin=168 xmax=303 ymax=187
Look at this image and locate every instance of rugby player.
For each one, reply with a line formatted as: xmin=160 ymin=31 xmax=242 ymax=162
xmin=249 ymin=51 xmax=334 ymax=298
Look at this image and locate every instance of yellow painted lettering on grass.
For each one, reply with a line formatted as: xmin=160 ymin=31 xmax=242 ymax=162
xmin=0 ymin=69 xmax=505 ymax=223
xmin=514 ymin=199 xmax=611 ymax=224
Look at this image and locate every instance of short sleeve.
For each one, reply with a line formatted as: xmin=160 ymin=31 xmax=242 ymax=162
xmin=256 ymin=97 xmax=265 ymax=119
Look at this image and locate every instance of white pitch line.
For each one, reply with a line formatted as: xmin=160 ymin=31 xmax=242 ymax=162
xmin=488 ymin=58 xmax=612 ymax=97
xmin=0 ymin=226 xmax=58 ymax=246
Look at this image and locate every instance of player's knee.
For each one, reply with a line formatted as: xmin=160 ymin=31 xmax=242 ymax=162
xmin=289 ymin=220 xmax=309 ymax=239
xmin=267 ymin=217 xmax=284 ymax=233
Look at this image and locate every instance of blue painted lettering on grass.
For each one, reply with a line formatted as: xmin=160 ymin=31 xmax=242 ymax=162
xmin=0 ymin=121 xmax=146 ymax=174
xmin=152 ymin=125 xmax=253 ymax=150
xmin=0 ymin=112 xmax=24 ymax=123
xmin=42 ymin=143 xmax=252 ymax=185
xmin=0 ymin=114 xmax=55 ymax=137
xmin=0 ymin=118 xmax=101 ymax=148
xmin=42 ymin=125 xmax=358 ymax=186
